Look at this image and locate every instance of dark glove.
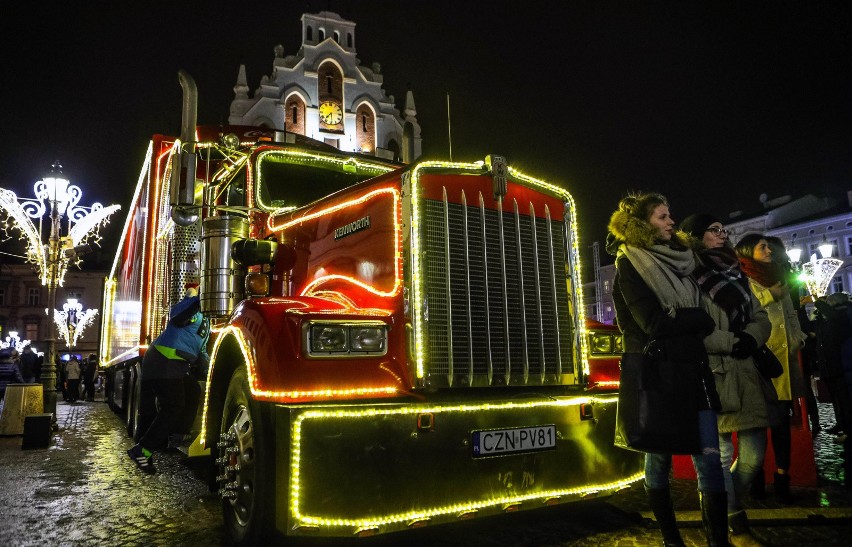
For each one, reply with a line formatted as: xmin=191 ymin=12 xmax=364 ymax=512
xmin=675 ymin=307 xmax=715 ymax=336
xmin=731 ymin=332 xmax=758 ymax=358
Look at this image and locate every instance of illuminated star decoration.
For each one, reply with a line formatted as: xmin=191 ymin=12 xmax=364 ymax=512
xmin=53 ymin=298 xmax=99 ymax=348
xmin=0 ymin=175 xmax=120 ymax=286
xmin=800 ymin=253 xmax=843 ymax=297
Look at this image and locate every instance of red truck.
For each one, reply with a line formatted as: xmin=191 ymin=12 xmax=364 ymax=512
xmin=100 ymin=71 xmax=643 ymax=544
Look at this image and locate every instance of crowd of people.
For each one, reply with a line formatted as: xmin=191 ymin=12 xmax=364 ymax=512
xmin=0 ymin=346 xmax=103 ymax=406
xmin=608 ymin=191 xmax=852 ymax=547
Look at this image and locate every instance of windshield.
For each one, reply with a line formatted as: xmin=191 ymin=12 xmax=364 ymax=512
xmin=255 ymin=149 xmax=397 ymax=210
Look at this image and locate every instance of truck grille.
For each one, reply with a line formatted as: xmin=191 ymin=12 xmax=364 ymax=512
xmin=421 ymin=193 xmax=574 ymax=387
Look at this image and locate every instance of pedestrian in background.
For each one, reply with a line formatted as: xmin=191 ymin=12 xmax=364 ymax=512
xmin=681 ymin=213 xmax=772 ymax=546
xmin=0 ymin=348 xmax=25 ymax=402
xmin=18 ymin=346 xmax=39 ymax=384
xmin=65 ymin=355 xmax=81 ymax=403
xmin=607 ymin=192 xmax=728 ymax=546
xmin=126 ymin=284 xmax=209 ymax=474
xmin=812 ymin=292 xmax=852 ymax=482
xmin=736 ymin=233 xmax=807 ymax=504
xmin=81 ymin=354 xmax=97 ymax=402
xmin=57 ymin=355 xmax=68 ymax=402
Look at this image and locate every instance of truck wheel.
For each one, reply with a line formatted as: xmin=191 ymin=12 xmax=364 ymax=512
xmin=217 ymin=367 xmax=275 ymax=545
xmin=125 ymin=368 xmax=137 ymax=437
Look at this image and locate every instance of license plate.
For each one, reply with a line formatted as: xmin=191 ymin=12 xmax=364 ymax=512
xmin=471 ymin=425 xmax=557 ymax=458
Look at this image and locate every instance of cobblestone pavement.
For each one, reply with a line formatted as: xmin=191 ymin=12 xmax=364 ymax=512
xmin=1 ymin=398 xmax=852 ymax=546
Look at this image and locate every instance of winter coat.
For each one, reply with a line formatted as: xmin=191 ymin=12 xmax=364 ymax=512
xmin=19 ymin=349 xmax=40 ymax=380
xmin=65 ymin=359 xmax=81 ymax=381
xmin=0 ymin=359 xmax=25 ymax=396
xmin=143 ymin=295 xmax=210 ymax=380
xmin=700 ymin=291 xmax=773 ymax=433
xmin=750 ymin=280 xmax=806 ymax=401
xmin=607 ymin=210 xmax=719 ymax=412
xmin=814 ymin=299 xmax=852 ymax=380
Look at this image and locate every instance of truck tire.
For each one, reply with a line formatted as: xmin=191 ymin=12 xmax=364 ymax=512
xmin=218 ymin=367 xmax=275 ymax=545
xmin=125 ymin=367 xmax=138 ymax=437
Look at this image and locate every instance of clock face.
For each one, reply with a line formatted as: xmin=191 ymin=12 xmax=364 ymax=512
xmin=319 ymin=101 xmax=343 ymax=125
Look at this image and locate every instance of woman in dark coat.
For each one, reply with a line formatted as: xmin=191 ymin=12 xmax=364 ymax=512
xmin=607 ymin=192 xmax=727 ymax=546
xmin=681 ymin=214 xmax=772 ymax=546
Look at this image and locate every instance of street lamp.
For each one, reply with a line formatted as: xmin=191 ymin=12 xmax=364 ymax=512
xmin=54 ymin=298 xmax=98 ymax=349
xmin=787 ymin=237 xmax=843 ymax=298
xmin=0 ymin=162 xmax=120 ymax=427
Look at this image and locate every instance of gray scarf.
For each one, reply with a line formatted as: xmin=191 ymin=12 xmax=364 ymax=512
xmin=620 ymin=243 xmax=700 ymax=316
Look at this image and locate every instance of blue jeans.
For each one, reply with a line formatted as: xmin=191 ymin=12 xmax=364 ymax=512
xmin=720 ymin=428 xmax=767 ymax=512
xmin=645 ymin=409 xmax=725 ymax=492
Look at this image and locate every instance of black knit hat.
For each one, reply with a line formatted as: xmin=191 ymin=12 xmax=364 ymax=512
xmin=679 ymin=213 xmax=722 ymax=239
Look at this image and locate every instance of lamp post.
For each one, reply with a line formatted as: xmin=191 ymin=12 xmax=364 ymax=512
xmin=0 ymin=162 xmax=120 ymax=427
xmin=54 ymin=298 xmax=98 ymax=349
xmin=787 ymin=239 xmax=842 ymax=298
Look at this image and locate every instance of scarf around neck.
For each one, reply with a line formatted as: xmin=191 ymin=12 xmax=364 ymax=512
xmin=694 ymin=246 xmax=753 ymax=331
xmin=620 ymin=242 xmax=700 ymax=315
xmin=737 ymin=255 xmax=783 ymax=289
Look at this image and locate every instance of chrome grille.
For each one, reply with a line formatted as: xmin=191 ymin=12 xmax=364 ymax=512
xmin=422 ymin=191 xmax=574 ymax=387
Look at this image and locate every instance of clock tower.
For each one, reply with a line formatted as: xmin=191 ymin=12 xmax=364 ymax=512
xmin=228 ymin=11 xmax=422 ymax=163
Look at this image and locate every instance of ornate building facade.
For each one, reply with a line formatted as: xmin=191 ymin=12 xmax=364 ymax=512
xmin=228 ymin=11 xmax=422 ymax=163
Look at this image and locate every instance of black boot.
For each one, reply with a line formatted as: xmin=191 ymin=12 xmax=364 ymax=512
xmin=749 ymin=469 xmax=766 ymax=499
xmin=773 ymin=472 xmax=795 ymax=504
xmin=699 ymin=490 xmax=729 ymax=546
xmin=729 ymin=510 xmax=763 ymax=546
xmin=646 ymin=485 xmax=686 ymax=547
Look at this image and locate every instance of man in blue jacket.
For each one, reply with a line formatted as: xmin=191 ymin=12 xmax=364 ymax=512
xmin=127 ymin=285 xmax=209 ymax=474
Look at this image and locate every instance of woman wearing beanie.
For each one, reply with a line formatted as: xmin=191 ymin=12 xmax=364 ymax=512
xmin=681 ymin=214 xmax=772 ymax=546
xmin=607 ymin=192 xmax=728 ymax=546
xmin=735 ymin=233 xmax=807 ymax=504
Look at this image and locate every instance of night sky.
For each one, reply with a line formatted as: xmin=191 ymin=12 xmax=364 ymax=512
xmin=2 ymin=1 xmax=851 ymax=270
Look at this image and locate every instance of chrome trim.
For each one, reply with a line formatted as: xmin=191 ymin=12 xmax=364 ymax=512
xmin=498 ymin=196 xmax=510 ymax=384
xmin=530 ymin=202 xmax=546 ymax=381
xmin=442 ymin=187 xmax=454 ymax=385
xmin=302 ymin=320 xmax=389 ymax=358
xmin=462 ymin=190 xmax=473 ymax=384
xmin=545 ymin=205 xmax=562 ymax=375
xmin=479 ymin=192 xmax=493 ymax=383
xmin=514 ymin=199 xmax=530 ymax=383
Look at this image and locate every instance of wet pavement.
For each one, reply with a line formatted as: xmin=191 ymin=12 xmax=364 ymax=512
xmin=2 ymin=398 xmax=852 ymax=546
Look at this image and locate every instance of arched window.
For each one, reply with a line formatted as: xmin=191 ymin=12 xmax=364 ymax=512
xmin=319 ymin=29 xmax=325 ymax=41
xmin=333 ymin=31 xmax=340 ymax=43
xmin=306 ymin=26 xmax=313 ymax=41
xmin=291 ymin=106 xmax=298 ymax=124
xmin=362 ymin=113 xmax=368 ymax=132
xmin=347 ymin=33 xmax=353 ymax=47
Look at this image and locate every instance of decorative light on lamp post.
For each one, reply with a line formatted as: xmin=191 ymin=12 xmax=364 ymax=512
xmin=0 ymin=331 xmax=39 ymax=355
xmin=788 ymin=237 xmax=843 ymax=298
xmin=54 ymin=298 xmax=98 ymax=349
xmin=0 ymin=162 xmax=120 ymax=428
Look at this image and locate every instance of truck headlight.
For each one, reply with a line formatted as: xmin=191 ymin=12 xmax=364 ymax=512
xmin=589 ymin=333 xmax=613 ymax=354
xmin=306 ymin=322 xmax=388 ymax=357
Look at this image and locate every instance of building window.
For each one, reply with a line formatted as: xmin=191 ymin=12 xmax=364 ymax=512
xmin=25 ymin=321 xmax=38 ymax=343
xmin=66 ymin=289 xmax=83 ymax=300
xmin=291 ymin=106 xmax=298 ymax=124
xmin=846 ymin=235 xmax=852 ymax=256
xmin=831 ymin=275 xmax=844 ymax=294
xmin=327 ymin=76 xmax=333 ymax=94
xmin=319 ymin=29 xmax=325 ymax=41
xmin=333 ymin=31 xmax=340 ymax=43
xmin=28 ymin=288 xmax=39 ymax=307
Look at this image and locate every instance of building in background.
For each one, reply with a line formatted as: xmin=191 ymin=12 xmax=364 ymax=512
xmin=229 ymin=11 xmax=422 ymax=163
xmin=0 ymin=264 xmax=105 ymax=360
xmin=586 ymin=190 xmax=852 ymax=324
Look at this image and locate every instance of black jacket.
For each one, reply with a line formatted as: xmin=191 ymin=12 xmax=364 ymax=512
xmin=613 ymin=254 xmax=720 ymax=411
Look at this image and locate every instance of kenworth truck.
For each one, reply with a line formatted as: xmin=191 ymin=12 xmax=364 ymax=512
xmin=100 ymin=71 xmax=643 ymax=544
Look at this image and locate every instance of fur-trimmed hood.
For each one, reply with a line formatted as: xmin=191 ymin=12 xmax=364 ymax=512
xmin=605 ymin=207 xmax=691 ymax=255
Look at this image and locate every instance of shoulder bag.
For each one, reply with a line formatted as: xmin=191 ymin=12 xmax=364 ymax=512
xmin=753 ymin=344 xmax=783 ymax=379
xmin=614 ymin=340 xmax=701 ymax=455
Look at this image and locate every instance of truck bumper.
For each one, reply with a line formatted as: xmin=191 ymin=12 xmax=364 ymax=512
xmin=274 ymin=392 xmax=644 ymax=537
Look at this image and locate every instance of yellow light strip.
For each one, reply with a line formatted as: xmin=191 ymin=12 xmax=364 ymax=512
xmin=200 ymin=325 xmax=400 ymax=445
xmin=289 ymin=395 xmax=643 ymax=528
xmin=269 ymin=186 xmax=403 ymax=299
xmin=255 ymin=149 xmax=395 ymax=211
